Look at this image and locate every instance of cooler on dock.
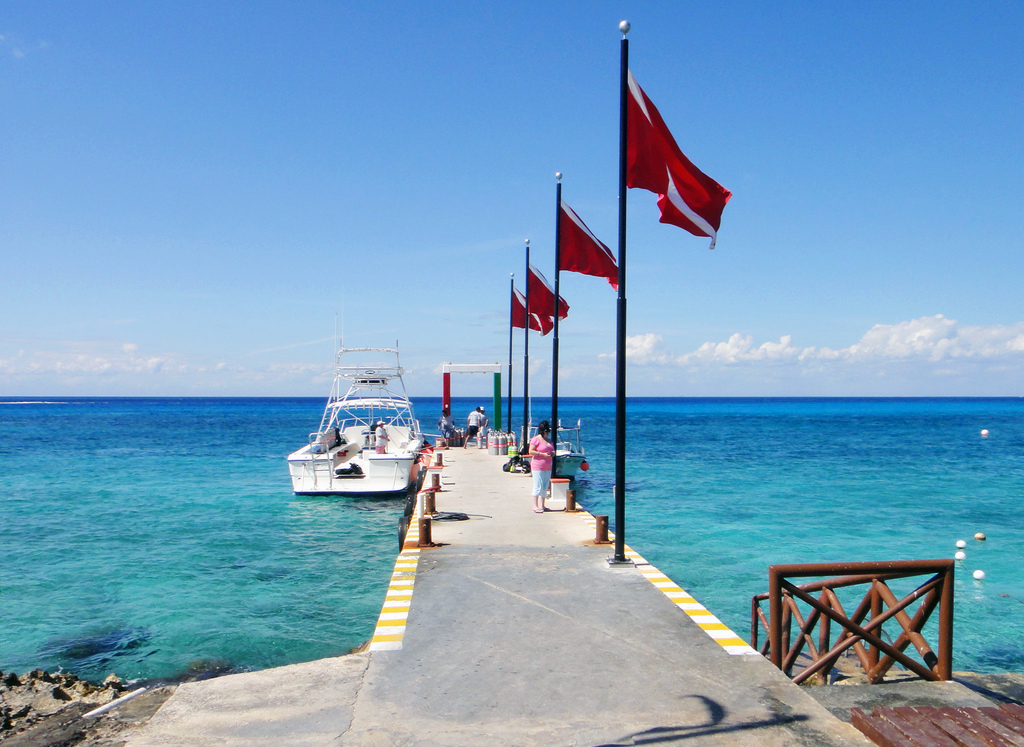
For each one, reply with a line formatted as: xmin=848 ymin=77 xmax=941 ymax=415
xmin=551 ymin=478 xmax=571 ymax=504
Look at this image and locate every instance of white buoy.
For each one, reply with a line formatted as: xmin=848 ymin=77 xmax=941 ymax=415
xmin=981 ymin=429 xmax=989 ymax=437
xmin=973 ymin=569 xmax=986 ymax=580
xmin=956 ymin=540 xmax=967 ymax=549
xmin=955 ymin=551 xmax=966 ymax=561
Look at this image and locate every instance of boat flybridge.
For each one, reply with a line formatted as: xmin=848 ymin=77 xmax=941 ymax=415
xmin=287 ymin=347 xmax=426 ymax=496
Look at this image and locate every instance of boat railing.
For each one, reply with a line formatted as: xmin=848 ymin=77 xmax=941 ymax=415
xmin=522 ymin=420 xmax=583 ymax=455
xmin=554 ymin=420 xmax=583 ymax=455
xmin=750 ymin=559 xmax=954 ymax=684
xmin=328 ymin=402 xmax=418 ymax=431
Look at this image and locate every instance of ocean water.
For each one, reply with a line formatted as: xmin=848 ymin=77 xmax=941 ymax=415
xmin=2 ymin=396 xmax=1023 ymax=682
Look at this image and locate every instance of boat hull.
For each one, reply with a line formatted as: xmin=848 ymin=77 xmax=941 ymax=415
xmin=287 ymin=447 xmax=421 ymax=496
xmin=553 ymin=452 xmax=586 ymax=480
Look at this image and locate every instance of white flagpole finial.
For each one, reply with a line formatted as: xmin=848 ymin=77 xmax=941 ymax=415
xmin=619 ymin=20 xmax=630 ymax=35
xmin=525 ymin=238 xmax=530 ymax=246
xmin=555 ymin=171 xmax=562 ymax=182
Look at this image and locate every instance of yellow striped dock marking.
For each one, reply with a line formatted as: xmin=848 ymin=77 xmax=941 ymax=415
xmin=369 ymin=547 xmax=420 ymax=651
xmin=575 ymin=509 xmax=758 ymax=657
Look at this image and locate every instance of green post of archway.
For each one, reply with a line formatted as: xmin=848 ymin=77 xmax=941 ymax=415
xmin=493 ymin=372 xmax=501 ymax=431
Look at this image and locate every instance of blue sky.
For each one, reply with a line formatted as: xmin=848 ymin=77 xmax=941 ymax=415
xmin=3 ymin=1 xmax=1023 ymax=398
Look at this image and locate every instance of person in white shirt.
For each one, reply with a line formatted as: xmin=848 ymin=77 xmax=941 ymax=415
xmin=474 ymin=407 xmax=488 ymax=448
xmin=465 ymin=408 xmax=483 ymax=449
xmin=374 ymin=421 xmax=389 ymax=454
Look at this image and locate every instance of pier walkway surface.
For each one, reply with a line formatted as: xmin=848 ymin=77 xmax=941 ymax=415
xmin=127 ymin=447 xmax=872 ymax=747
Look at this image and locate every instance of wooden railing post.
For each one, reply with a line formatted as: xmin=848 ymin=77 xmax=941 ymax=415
xmin=769 ymin=566 xmax=783 ymax=671
xmin=818 ymin=590 xmax=831 ymax=657
xmin=750 ymin=597 xmax=760 ymax=653
xmin=868 ymin=581 xmax=881 ymax=669
xmin=938 ymin=562 xmax=954 ymax=680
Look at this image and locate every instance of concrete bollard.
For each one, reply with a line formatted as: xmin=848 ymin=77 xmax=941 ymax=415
xmin=595 ymin=515 xmax=610 ymax=544
xmin=566 ymin=488 xmax=577 ymax=512
xmin=418 ymin=517 xmax=432 ymax=547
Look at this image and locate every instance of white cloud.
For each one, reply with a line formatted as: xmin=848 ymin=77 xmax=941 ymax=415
xmin=678 ymin=333 xmax=806 ymax=365
xmin=672 ymin=316 xmax=1024 ymax=369
xmin=0 ymin=339 xmax=331 ymax=395
xmin=626 ymin=333 xmax=671 ymax=364
xmin=598 ymin=333 xmax=671 ymax=364
xmin=844 ymin=315 xmax=958 ymax=361
xmin=5 ymin=315 xmax=1024 ymax=396
xmin=1 ymin=34 xmax=48 ymax=59
xmin=600 ymin=315 xmax=1024 ymax=395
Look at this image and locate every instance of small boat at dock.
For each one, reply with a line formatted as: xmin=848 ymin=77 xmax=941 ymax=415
xmin=553 ymin=419 xmax=588 ymax=479
xmin=521 ymin=419 xmax=588 ymax=479
xmin=286 ymin=347 xmax=426 ymax=496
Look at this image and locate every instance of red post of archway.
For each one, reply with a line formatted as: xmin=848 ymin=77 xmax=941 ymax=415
xmin=442 ymin=371 xmax=451 ymax=412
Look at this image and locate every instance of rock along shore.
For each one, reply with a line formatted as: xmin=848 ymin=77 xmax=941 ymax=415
xmin=0 ymin=669 xmax=175 ymax=747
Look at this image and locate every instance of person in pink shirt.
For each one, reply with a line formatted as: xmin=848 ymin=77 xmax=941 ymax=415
xmin=524 ymin=420 xmax=554 ymax=513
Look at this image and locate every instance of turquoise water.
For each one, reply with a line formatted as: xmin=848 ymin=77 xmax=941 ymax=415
xmin=2 ymin=397 xmax=1023 ymax=681
xmin=571 ymin=397 xmax=1024 ymax=674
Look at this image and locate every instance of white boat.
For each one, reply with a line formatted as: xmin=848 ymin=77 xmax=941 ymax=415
xmin=553 ymin=419 xmax=588 ymax=479
xmin=287 ymin=347 xmax=426 ymax=496
xmin=522 ymin=419 xmax=588 ymax=479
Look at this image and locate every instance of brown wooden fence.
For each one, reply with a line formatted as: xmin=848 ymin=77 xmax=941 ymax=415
xmin=750 ymin=560 xmax=954 ymax=684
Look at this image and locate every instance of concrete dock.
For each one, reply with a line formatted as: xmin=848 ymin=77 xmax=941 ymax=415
xmin=127 ymin=446 xmax=874 ymax=746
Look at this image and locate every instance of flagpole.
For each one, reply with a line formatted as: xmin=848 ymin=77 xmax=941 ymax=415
xmin=551 ymin=172 xmax=562 ymax=438
xmin=611 ymin=21 xmax=631 ymax=565
xmin=523 ymin=239 xmax=530 ymax=449
xmin=508 ymin=273 xmax=514 ymax=436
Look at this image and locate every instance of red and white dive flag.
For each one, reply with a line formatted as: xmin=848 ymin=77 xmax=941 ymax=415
xmin=626 ymin=70 xmax=731 ymax=249
xmin=559 ymin=200 xmax=618 ymax=290
xmin=527 ymin=264 xmax=569 ymax=319
xmin=512 ymin=287 xmax=553 ymax=335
